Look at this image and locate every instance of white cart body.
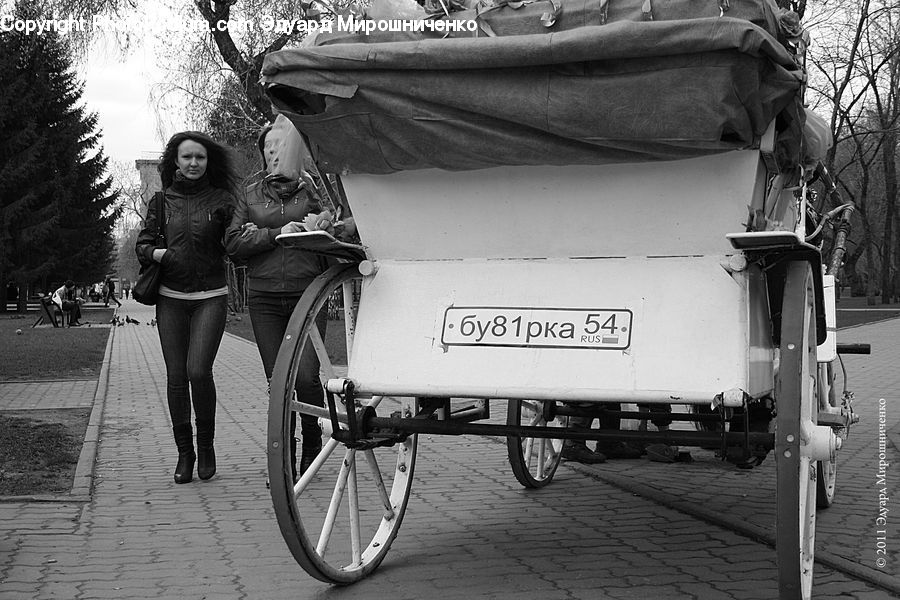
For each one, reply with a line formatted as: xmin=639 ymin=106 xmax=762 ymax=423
xmin=343 ymin=150 xmax=784 ymax=405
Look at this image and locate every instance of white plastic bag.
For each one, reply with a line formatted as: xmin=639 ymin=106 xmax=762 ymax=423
xmin=366 ymin=0 xmax=427 ymax=20
xmin=802 ymin=110 xmax=833 ymax=168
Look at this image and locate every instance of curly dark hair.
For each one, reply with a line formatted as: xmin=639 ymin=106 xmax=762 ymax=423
xmin=158 ymin=131 xmax=240 ymax=196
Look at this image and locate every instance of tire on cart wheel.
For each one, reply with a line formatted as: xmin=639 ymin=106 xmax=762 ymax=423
xmin=268 ymin=263 xmax=417 ymax=584
xmin=775 ymin=261 xmax=819 ymax=600
xmin=506 ymin=400 xmax=566 ymax=488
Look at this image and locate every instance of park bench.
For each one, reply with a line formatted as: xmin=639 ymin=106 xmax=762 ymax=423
xmin=31 ymin=294 xmax=68 ymax=328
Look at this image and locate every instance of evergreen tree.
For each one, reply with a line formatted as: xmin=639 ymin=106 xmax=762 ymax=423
xmin=0 ymin=0 xmax=120 ymax=311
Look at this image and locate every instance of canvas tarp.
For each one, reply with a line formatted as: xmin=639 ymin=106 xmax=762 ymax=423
xmin=261 ymin=3 xmax=805 ymax=174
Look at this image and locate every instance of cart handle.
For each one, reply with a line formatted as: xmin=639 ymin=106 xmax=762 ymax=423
xmin=836 ymin=343 xmax=871 ymax=355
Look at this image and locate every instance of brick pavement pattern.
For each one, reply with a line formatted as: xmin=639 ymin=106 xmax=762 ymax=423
xmin=0 ymin=380 xmax=96 ymax=410
xmin=574 ymin=318 xmax=900 ymax=583
xmin=1 ymin=300 xmax=898 ymax=599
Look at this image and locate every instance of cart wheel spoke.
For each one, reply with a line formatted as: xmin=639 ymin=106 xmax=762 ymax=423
xmin=293 ymin=438 xmax=340 ymax=496
xmin=307 ymin=324 xmax=335 ymax=381
xmin=775 ymin=261 xmax=818 ymax=600
xmin=268 ymin=264 xmax=417 ymax=584
xmin=316 ymin=449 xmax=354 ymax=557
xmin=347 ymin=453 xmax=362 ymax=566
xmin=362 ymin=449 xmax=397 ymax=520
xmin=507 ymin=399 xmax=566 ymax=488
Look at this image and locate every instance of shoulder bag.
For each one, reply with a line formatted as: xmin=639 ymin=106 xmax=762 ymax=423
xmin=133 ymin=192 xmax=166 ymax=305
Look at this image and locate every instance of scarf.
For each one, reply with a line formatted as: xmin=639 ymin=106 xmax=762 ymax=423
xmin=263 ymin=173 xmax=302 ymax=200
xmin=172 ymin=171 xmax=211 ymax=195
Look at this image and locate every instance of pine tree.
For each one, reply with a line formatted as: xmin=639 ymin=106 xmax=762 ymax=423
xmin=0 ymin=0 xmax=120 ymax=311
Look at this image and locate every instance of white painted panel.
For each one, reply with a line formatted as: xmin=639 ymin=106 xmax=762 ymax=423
xmin=343 ymin=151 xmax=764 ymax=260
xmin=347 ymin=257 xmax=753 ymax=403
xmin=818 ymin=274 xmax=837 ymax=362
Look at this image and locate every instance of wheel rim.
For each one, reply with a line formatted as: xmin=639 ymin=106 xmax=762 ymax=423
xmin=816 ymin=458 xmax=837 ymax=507
xmin=268 ymin=264 xmax=417 ymax=584
xmin=775 ymin=262 xmax=818 ymax=600
xmin=506 ymin=400 xmax=565 ymax=488
xmin=816 ymin=363 xmax=837 ymax=508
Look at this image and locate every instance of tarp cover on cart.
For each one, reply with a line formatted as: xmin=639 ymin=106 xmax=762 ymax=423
xmin=261 ymin=0 xmax=806 ymax=174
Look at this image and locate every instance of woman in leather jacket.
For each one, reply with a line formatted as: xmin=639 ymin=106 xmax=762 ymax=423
xmin=136 ymin=131 xmax=239 ymax=484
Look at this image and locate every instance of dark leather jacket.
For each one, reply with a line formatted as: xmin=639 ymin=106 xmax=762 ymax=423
xmin=225 ymin=177 xmax=330 ymax=294
xmin=135 ymin=177 xmax=235 ymax=293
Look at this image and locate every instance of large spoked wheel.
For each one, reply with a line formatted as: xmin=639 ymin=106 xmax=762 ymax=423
xmin=268 ymin=263 xmax=417 ymax=584
xmin=507 ymin=400 xmax=566 ymax=488
xmin=775 ymin=261 xmax=818 ymax=600
xmin=816 ymin=362 xmax=837 ymax=509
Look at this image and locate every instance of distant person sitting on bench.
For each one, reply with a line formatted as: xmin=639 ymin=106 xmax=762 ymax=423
xmin=52 ymin=280 xmax=84 ymax=326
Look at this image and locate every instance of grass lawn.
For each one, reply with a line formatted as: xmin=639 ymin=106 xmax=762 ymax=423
xmin=224 ymin=311 xmax=254 ymax=343
xmin=224 ymin=311 xmax=349 ymax=365
xmin=0 ymin=309 xmax=114 ymax=380
xmin=835 ymin=295 xmax=900 ymax=329
xmin=0 ymin=309 xmax=111 ymax=497
xmin=0 ymin=408 xmax=90 ymax=496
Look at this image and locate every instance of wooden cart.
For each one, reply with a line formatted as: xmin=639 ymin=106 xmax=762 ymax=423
xmin=258 ymin=3 xmax=866 ymax=598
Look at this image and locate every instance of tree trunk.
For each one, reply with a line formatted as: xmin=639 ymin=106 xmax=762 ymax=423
xmin=842 ymin=250 xmax=861 ymax=296
xmin=0 ymin=272 xmax=7 ymax=313
xmin=880 ymin=129 xmax=898 ymax=304
xmin=16 ymin=279 xmax=28 ymax=313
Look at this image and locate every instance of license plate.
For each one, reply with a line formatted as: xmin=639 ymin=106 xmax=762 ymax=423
xmin=441 ymin=307 xmax=633 ymax=350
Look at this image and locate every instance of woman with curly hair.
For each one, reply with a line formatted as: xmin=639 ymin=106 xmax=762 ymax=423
xmin=135 ymin=131 xmax=239 ymax=484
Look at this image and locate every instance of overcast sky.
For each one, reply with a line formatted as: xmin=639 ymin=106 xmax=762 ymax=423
xmin=78 ymin=3 xmax=194 ymax=172
xmin=82 ymin=46 xmax=167 ymax=167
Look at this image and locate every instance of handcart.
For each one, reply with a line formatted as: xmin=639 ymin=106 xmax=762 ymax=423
xmin=258 ymin=1 xmax=867 ymax=598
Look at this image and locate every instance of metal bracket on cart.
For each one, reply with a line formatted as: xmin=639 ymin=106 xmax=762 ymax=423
xmin=816 ymin=343 xmax=869 ymax=438
xmin=817 ymin=390 xmax=859 ymax=439
xmin=711 ymin=389 xmax=773 ymax=468
xmin=726 ymin=233 xmax=828 ymax=345
xmin=324 ymin=379 xmax=407 ymax=450
xmin=415 ymin=398 xmax=491 ymax=422
xmin=714 ymin=390 xmax=747 ymax=462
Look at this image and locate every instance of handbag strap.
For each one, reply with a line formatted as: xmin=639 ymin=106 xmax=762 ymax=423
xmin=153 ymin=192 xmax=166 ymax=248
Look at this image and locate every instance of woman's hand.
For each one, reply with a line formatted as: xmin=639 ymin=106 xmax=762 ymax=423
xmin=334 ymin=216 xmax=357 ymax=239
xmin=240 ymin=222 xmax=258 ymax=238
xmin=280 ymin=221 xmax=305 ymax=235
xmin=152 ymin=249 xmax=167 ymax=263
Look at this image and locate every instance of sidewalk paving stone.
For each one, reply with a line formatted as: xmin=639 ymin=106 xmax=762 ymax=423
xmin=1 ymin=300 xmax=898 ymax=599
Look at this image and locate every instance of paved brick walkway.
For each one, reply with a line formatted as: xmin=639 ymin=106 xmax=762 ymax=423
xmin=0 ymin=380 xmax=97 ymax=410
xmin=0 ymin=299 xmax=898 ymax=599
xmin=570 ymin=318 xmax=900 ymax=589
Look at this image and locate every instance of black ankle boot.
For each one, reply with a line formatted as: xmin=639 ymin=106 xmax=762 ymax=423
xmin=196 ymin=419 xmax=216 ymax=480
xmin=298 ymin=414 xmax=322 ymax=479
xmin=299 ymin=441 xmax=323 ymax=476
xmin=173 ymin=423 xmax=195 ymax=484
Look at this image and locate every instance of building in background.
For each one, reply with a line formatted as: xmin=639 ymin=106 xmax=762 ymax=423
xmin=135 ymin=158 xmax=162 ymax=205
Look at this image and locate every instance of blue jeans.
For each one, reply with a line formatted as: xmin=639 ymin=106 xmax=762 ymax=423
xmin=156 ymin=294 xmax=227 ymax=426
xmin=248 ymin=291 xmax=325 ymax=447
xmin=60 ymin=300 xmax=82 ymax=323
